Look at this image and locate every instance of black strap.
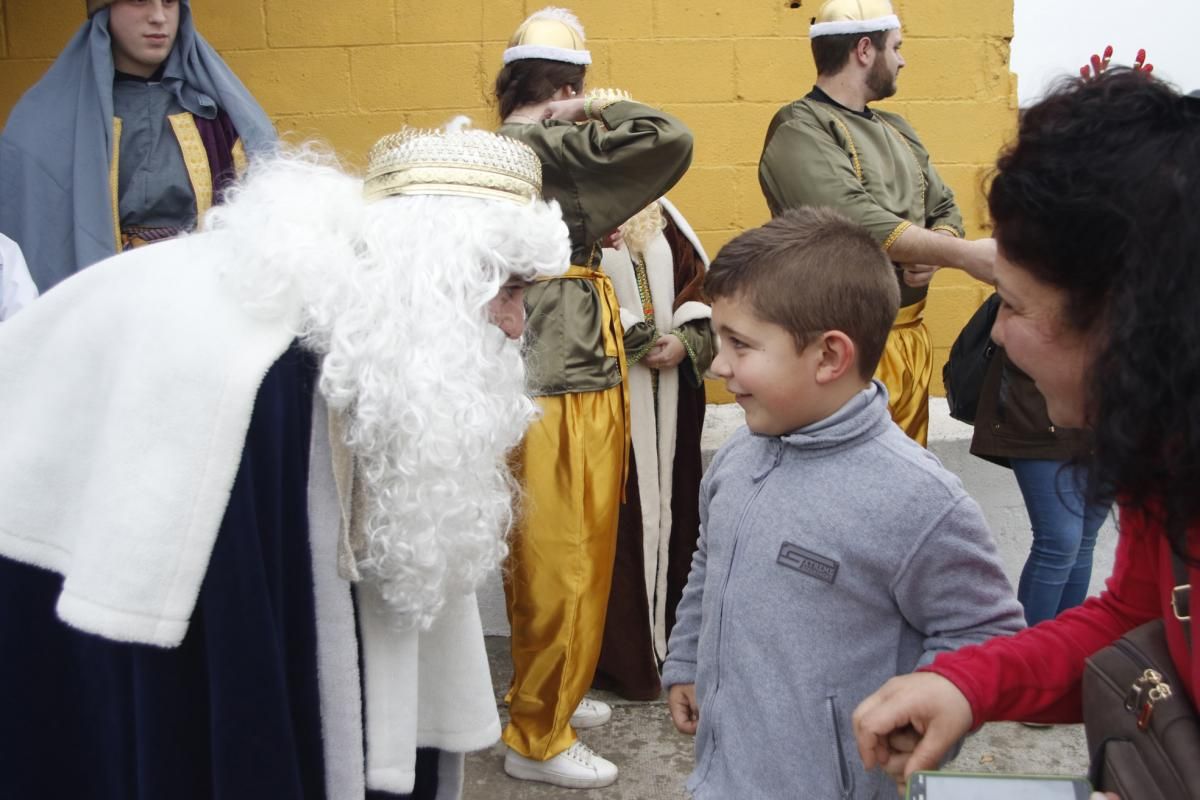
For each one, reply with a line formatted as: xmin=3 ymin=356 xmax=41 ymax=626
xmin=1172 ymin=551 xmax=1192 ymax=650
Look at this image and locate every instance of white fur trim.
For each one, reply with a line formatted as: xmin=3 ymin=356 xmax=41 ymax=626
xmin=809 ymin=14 xmax=900 ymax=37
xmin=0 ymin=237 xmax=296 ymax=647
xmin=672 ymin=300 xmax=711 ymax=329
xmin=502 ymin=44 xmax=592 ymax=65
xmin=308 ymin=395 xmax=367 ymax=800
xmin=361 ymin=588 xmax=501 ymax=795
xmin=619 ymin=306 xmax=643 ymax=332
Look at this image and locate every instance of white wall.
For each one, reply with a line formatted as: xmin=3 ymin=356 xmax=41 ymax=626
xmin=1013 ymin=0 xmax=1200 ymax=106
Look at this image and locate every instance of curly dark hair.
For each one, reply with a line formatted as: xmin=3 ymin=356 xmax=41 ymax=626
xmin=494 ymin=58 xmax=586 ymax=121
xmin=989 ymin=69 xmax=1200 ymax=562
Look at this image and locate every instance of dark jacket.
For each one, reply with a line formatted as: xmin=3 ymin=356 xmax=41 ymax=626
xmin=970 ymin=348 xmax=1089 ymax=466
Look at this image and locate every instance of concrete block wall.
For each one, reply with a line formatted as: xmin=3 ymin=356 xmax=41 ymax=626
xmin=0 ymin=0 xmax=1012 ymax=392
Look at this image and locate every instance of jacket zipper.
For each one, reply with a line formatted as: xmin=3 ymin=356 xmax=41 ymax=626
xmin=698 ymin=444 xmax=782 ymax=784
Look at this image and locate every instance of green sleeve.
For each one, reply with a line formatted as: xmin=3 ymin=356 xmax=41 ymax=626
xmin=924 ymin=164 xmax=964 ymax=236
xmin=673 ymin=319 xmax=715 ymax=387
xmin=624 ymin=320 xmax=658 ymax=366
xmin=759 ymin=110 xmax=910 ymax=248
xmin=889 ymin=117 xmax=965 ymax=236
xmin=556 ymin=101 xmax=694 ymax=250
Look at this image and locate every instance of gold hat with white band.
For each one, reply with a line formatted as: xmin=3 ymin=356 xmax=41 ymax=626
xmin=363 ymin=120 xmax=542 ymax=205
xmin=809 ymin=0 xmax=900 ymax=38
xmin=503 ymin=7 xmax=592 ymax=66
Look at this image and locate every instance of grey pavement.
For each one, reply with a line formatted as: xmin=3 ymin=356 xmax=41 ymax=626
xmin=465 ymin=399 xmax=1116 ymax=798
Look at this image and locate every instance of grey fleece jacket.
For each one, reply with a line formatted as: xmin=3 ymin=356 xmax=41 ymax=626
xmin=661 ymin=382 xmax=1025 ymax=800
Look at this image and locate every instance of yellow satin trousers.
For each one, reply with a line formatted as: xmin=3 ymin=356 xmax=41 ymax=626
xmin=875 ymin=299 xmax=933 ymax=447
xmin=502 ymin=267 xmax=629 ymax=761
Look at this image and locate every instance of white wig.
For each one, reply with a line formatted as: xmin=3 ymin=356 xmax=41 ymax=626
xmin=206 ymin=147 xmax=570 ymax=629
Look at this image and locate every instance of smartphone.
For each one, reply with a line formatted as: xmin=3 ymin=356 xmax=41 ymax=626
xmin=907 ymin=771 xmax=1092 ymax=800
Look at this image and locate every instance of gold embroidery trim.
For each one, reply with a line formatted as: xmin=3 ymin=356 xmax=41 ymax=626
xmin=672 ymin=329 xmax=702 ymax=385
xmin=231 ymin=138 xmax=248 ymax=177
xmin=110 ymin=117 xmax=124 ymax=253
xmin=167 ymin=113 xmax=214 ymax=225
xmin=931 ymin=224 xmax=961 ymax=238
xmin=827 ymin=113 xmax=863 ymax=182
xmin=883 ymin=220 xmax=912 ymax=251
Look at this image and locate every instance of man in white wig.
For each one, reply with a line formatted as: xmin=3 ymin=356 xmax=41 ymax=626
xmin=758 ymin=0 xmax=995 ymax=446
xmin=593 ymin=200 xmax=714 ymax=702
xmin=0 ymin=123 xmax=567 ymax=800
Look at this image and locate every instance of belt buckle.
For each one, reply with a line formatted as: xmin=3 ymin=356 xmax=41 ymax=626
xmin=1172 ymin=583 xmax=1192 ymax=621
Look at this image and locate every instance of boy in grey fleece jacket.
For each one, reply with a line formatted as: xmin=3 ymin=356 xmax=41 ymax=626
xmin=661 ymin=209 xmax=1025 ymax=800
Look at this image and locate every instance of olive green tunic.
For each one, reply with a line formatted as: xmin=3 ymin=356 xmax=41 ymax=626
xmin=500 ymin=100 xmax=694 ymax=395
xmin=758 ymin=89 xmax=964 ymax=308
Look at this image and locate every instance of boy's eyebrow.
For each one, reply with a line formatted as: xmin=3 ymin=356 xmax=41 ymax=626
xmin=716 ymin=322 xmax=757 ymax=344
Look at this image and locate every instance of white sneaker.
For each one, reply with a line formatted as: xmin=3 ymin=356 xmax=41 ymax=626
xmin=569 ymin=697 xmax=613 ymax=729
xmin=504 ymin=741 xmax=619 ymax=789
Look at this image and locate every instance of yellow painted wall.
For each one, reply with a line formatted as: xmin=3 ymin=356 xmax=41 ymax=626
xmin=0 ymin=0 xmax=1011 ymax=396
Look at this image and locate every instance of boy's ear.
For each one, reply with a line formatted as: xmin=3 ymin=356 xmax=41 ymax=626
xmin=814 ymin=330 xmax=857 ymax=385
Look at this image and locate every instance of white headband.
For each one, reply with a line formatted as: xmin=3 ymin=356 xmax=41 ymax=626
xmin=809 ymin=14 xmax=900 ymax=38
xmin=502 ymin=44 xmax=592 ymax=66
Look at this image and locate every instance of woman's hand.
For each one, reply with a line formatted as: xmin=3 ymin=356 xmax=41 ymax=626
xmin=852 ymin=672 xmax=974 ymax=790
xmin=544 ymin=97 xmax=588 ymax=122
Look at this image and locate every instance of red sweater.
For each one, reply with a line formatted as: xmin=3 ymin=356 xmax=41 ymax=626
xmin=927 ymin=506 xmax=1197 ymax=724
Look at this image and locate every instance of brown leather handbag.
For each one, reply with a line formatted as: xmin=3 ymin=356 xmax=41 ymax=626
xmin=1082 ymin=558 xmax=1198 ymax=799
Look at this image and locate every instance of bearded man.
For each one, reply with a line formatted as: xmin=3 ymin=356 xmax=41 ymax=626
xmin=0 ymin=124 xmax=567 ymax=800
xmin=758 ymin=0 xmax=996 ymax=446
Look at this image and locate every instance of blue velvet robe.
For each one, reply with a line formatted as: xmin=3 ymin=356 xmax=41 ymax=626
xmin=0 ymin=344 xmax=442 ymax=799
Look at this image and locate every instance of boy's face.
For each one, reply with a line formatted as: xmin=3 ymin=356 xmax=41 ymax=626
xmin=710 ymin=293 xmax=826 ymax=436
xmin=109 ymin=0 xmax=180 ymax=79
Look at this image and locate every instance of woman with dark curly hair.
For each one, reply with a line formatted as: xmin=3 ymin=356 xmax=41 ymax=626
xmin=851 ymin=68 xmax=1200 ymax=793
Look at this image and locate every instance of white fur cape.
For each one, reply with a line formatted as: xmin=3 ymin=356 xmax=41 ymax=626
xmin=601 ymin=197 xmax=710 ymax=659
xmin=0 ymin=236 xmax=499 ymax=797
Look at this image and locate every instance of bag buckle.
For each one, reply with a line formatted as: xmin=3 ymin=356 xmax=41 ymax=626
xmin=1172 ymin=583 xmax=1191 ymax=621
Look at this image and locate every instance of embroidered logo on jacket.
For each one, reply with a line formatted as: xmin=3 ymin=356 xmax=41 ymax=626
xmin=776 ymin=542 xmax=839 ymax=584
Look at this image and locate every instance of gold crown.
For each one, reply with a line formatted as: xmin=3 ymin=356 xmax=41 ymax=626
xmin=364 ymin=124 xmax=543 ymax=205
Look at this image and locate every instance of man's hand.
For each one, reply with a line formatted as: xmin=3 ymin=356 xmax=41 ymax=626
xmin=852 ymin=673 xmax=973 ymax=788
xmin=668 ymin=683 xmax=700 ymax=735
xmin=901 ymin=264 xmax=939 ymax=288
xmin=643 ymin=334 xmax=687 ymax=369
xmin=889 ymin=228 xmax=996 ymax=285
xmin=958 ymin=238 xmax=996 ymax=284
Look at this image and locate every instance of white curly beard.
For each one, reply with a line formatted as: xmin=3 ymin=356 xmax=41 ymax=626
xmin=207 ymin=149 xmax=569 ymax=629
